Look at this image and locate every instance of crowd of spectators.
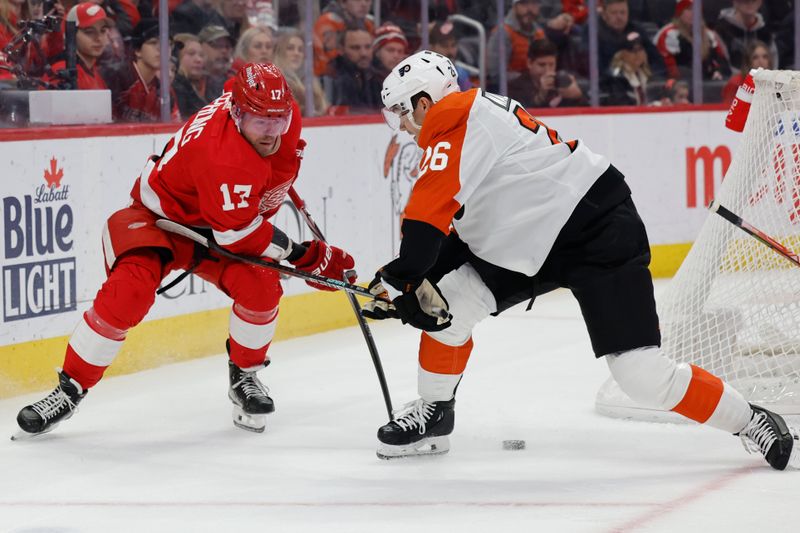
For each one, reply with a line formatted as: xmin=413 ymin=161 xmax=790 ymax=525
xmin=0 ymin=0 xmax=795 ymax=124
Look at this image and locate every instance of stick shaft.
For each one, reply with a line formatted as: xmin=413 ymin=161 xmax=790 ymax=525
xmin=289 ymin=187 xmax=395 ymax=420
xmin=154 ymin=219 xmax=377 ymax=298
xmin=709 ymin=201 xmax=800 ymax=267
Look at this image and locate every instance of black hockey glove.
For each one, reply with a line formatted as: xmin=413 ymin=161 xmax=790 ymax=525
xmin=361 ymin=272 xmax=452 ymax=332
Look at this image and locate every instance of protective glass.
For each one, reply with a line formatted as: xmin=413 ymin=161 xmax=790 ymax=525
xmin=242 ymin=110 xmax=291 ymax=136
xmin=382 ymin=105 xmax=407 ymax=131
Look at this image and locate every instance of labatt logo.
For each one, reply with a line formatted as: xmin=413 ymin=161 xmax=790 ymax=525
xmin=2 ymin=157 xmax=76 ymax=322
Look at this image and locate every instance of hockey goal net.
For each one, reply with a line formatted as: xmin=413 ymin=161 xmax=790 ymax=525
xmin=597 ymin=69 xmax=800 ymax=421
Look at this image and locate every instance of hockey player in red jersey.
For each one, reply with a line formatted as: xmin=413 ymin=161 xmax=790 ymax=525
xmin=16 ymin=63 xmax=355 ymax=436
xmin=363 ymin=51 xmax=798 ymax=469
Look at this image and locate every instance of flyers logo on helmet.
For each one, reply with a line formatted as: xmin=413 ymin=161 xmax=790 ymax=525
xmin=399 ymin=65 xmax=411 ymax=77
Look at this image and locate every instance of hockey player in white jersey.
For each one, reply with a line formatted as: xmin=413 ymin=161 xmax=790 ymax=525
xmin=362 ymin=50 xmax=799 ymax=469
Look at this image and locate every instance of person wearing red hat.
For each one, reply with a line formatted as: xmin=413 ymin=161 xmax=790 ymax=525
xmin=371 ymin=23 xmax=407 ymax=82
xmin=15 ymin=62 xmax=355 ymax=438
xmin=49 ymin=2 xmax=110 ymax=89
xmin=653 ymin=0 xmax=731 ymax=81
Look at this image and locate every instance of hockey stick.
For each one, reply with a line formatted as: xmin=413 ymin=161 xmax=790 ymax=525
xmin=288 ymin=187 xmax=394 ymax=421
xmin=154 ymin=219 xmax=385 ymax=299
xmin=709 ymin=200 xmax=800 ymax=267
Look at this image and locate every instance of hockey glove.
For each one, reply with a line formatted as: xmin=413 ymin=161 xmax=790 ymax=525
xmin=361 ymin=276 xmax=399 ymax=320
xmin=361 ymin=272 xmax=452 ymax=332
xmin=290 ymin=240 xmax=356 ymax=291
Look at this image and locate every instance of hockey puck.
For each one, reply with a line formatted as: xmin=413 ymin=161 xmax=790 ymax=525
xmin=502 ymin=439 xmax=526 ymax=450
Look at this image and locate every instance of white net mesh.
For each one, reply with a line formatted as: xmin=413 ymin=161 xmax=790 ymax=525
xmin=597 ymin=70 xmax=800 ymax=420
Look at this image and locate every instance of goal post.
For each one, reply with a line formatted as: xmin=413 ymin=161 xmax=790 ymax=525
xmin=596 ymin=70 xmax=800 ymax=421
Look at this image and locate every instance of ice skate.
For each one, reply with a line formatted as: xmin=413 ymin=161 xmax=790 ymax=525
xmin=228 ymin=360 xmax=274 ymax=433
xmin=13 ymin=369 xmax=86 ymax=440
xmin=736 ymin=404 xmax=799 ymax=470
xmin=376 ymin=398 xmax=455 ymax=460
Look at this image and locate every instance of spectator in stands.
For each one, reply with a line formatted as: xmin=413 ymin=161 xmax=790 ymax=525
xmin=1 ymin=0 xmax=65 ymax=78
xmin=429 ymin=20 xmax=472 ymax=91
xmin=487 ymin=0 xmax=576 ymax=84
xmin=172 ymin=32 xmax=215 ymax=117
xmin=330 ymin=27 xmax=381 ymax=114
xmin=49 ymin=3 xmax=110 ymax=89
xmin=170 ymin=0 xmax=217 ymax=36
xmin=314 ymin=0 xmax=374 ymax=76
xmin=198 ymin=24 xmax=231 ymax=94
xmin=103 ymin=18 xmax=179 ymax=121
xmin=715 ymin=0 xmax=778 ymax=72
xmin=273 ymin=28 xmax=328 ymax=116
xmin=370 ymin=23 xmax=407 ymax=82
xmin=601 ymin=31 xmax=652 ymax=106
xmin=562 ymin=0 xmax=588 ymax=24
xmin=507 ymin=38 xmax=586 ymax=108
xmin=654 ymin=0 xmax=731 ymax=80
xmin=232 ymin=26 xmax=273 ymax=73
xmin=212 ymin=0 xmax=248 ymax=41
xmin=97 ymin=0 xmax=136 ymax=37
xmin=1 ymin=0 xmax=29 ymax=51
xmin=721 ymin=39 xmax=771 ymax=103
xmin=653 ymin=78 xmax=690 ymax=105
xmin=597 ymin=0 xmax=665 ymax=79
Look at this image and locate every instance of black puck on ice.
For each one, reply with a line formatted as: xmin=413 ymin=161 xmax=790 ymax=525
xmin=502 ymin=439 xmax=526 ymax=450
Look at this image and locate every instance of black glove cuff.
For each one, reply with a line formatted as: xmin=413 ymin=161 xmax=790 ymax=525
xmin=285 ymin=241 xmax=308 ymax=263
xmin=379 ymin=269 xmax=420 ymax=294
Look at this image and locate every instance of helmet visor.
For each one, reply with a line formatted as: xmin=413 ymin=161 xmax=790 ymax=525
xmin=242 ymin=110 xmax=292 ymax=137
xmin=382 ymin=105 xmax=407 ymax=131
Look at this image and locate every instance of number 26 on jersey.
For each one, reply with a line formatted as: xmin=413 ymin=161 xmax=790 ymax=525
xmin=419 ymin=141 xmax=451 ymax=175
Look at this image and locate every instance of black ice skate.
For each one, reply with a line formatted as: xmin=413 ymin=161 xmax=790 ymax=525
xmin=376 ymin=398 xmax=455 ymax=460
xmin=228 ymin=360 xmax=274 ymax=433
xmin=736 ymin=404 xmax=799 ymax=470
xmin=14 ymin=369 xmax=86 ymax=440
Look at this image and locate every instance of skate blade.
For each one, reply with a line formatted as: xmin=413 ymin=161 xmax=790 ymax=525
xmin=11 ymin=425 xmax=57 ymax=441
xmin=376 ymin=435 xmax=450 ymax=460
xmin=231 ymin=406 xmax=266 ymax=433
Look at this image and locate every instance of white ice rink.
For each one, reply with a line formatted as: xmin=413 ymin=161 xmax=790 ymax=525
xmin=0 ymin=284 xmax=796 ymax=533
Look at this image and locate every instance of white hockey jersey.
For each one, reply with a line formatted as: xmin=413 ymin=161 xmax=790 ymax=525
xmin=403 ymin=88 xmax=611 ymax=276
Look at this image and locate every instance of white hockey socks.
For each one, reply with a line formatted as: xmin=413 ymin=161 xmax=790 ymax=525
xmin=607 ymin=346 xmax=751 ymax=433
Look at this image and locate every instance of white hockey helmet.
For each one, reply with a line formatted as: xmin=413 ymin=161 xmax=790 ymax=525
xmin=381 ymin=50 xmax=459 ymax=130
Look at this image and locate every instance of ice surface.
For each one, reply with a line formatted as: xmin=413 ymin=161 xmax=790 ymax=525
xmin=0 ymin=284 xmax=796 ymax=532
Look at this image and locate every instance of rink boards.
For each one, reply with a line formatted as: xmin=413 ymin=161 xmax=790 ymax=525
xmin=0 ymin=105 xmax=738 ymax=397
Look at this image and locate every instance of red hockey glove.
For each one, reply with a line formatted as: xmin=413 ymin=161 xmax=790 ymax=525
xmin=290 ymin=240 xmax=356 ymax=291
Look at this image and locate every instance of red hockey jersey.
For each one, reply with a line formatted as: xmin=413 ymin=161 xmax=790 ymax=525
xmin=131 ymin=91 xmax=303 ymax=257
